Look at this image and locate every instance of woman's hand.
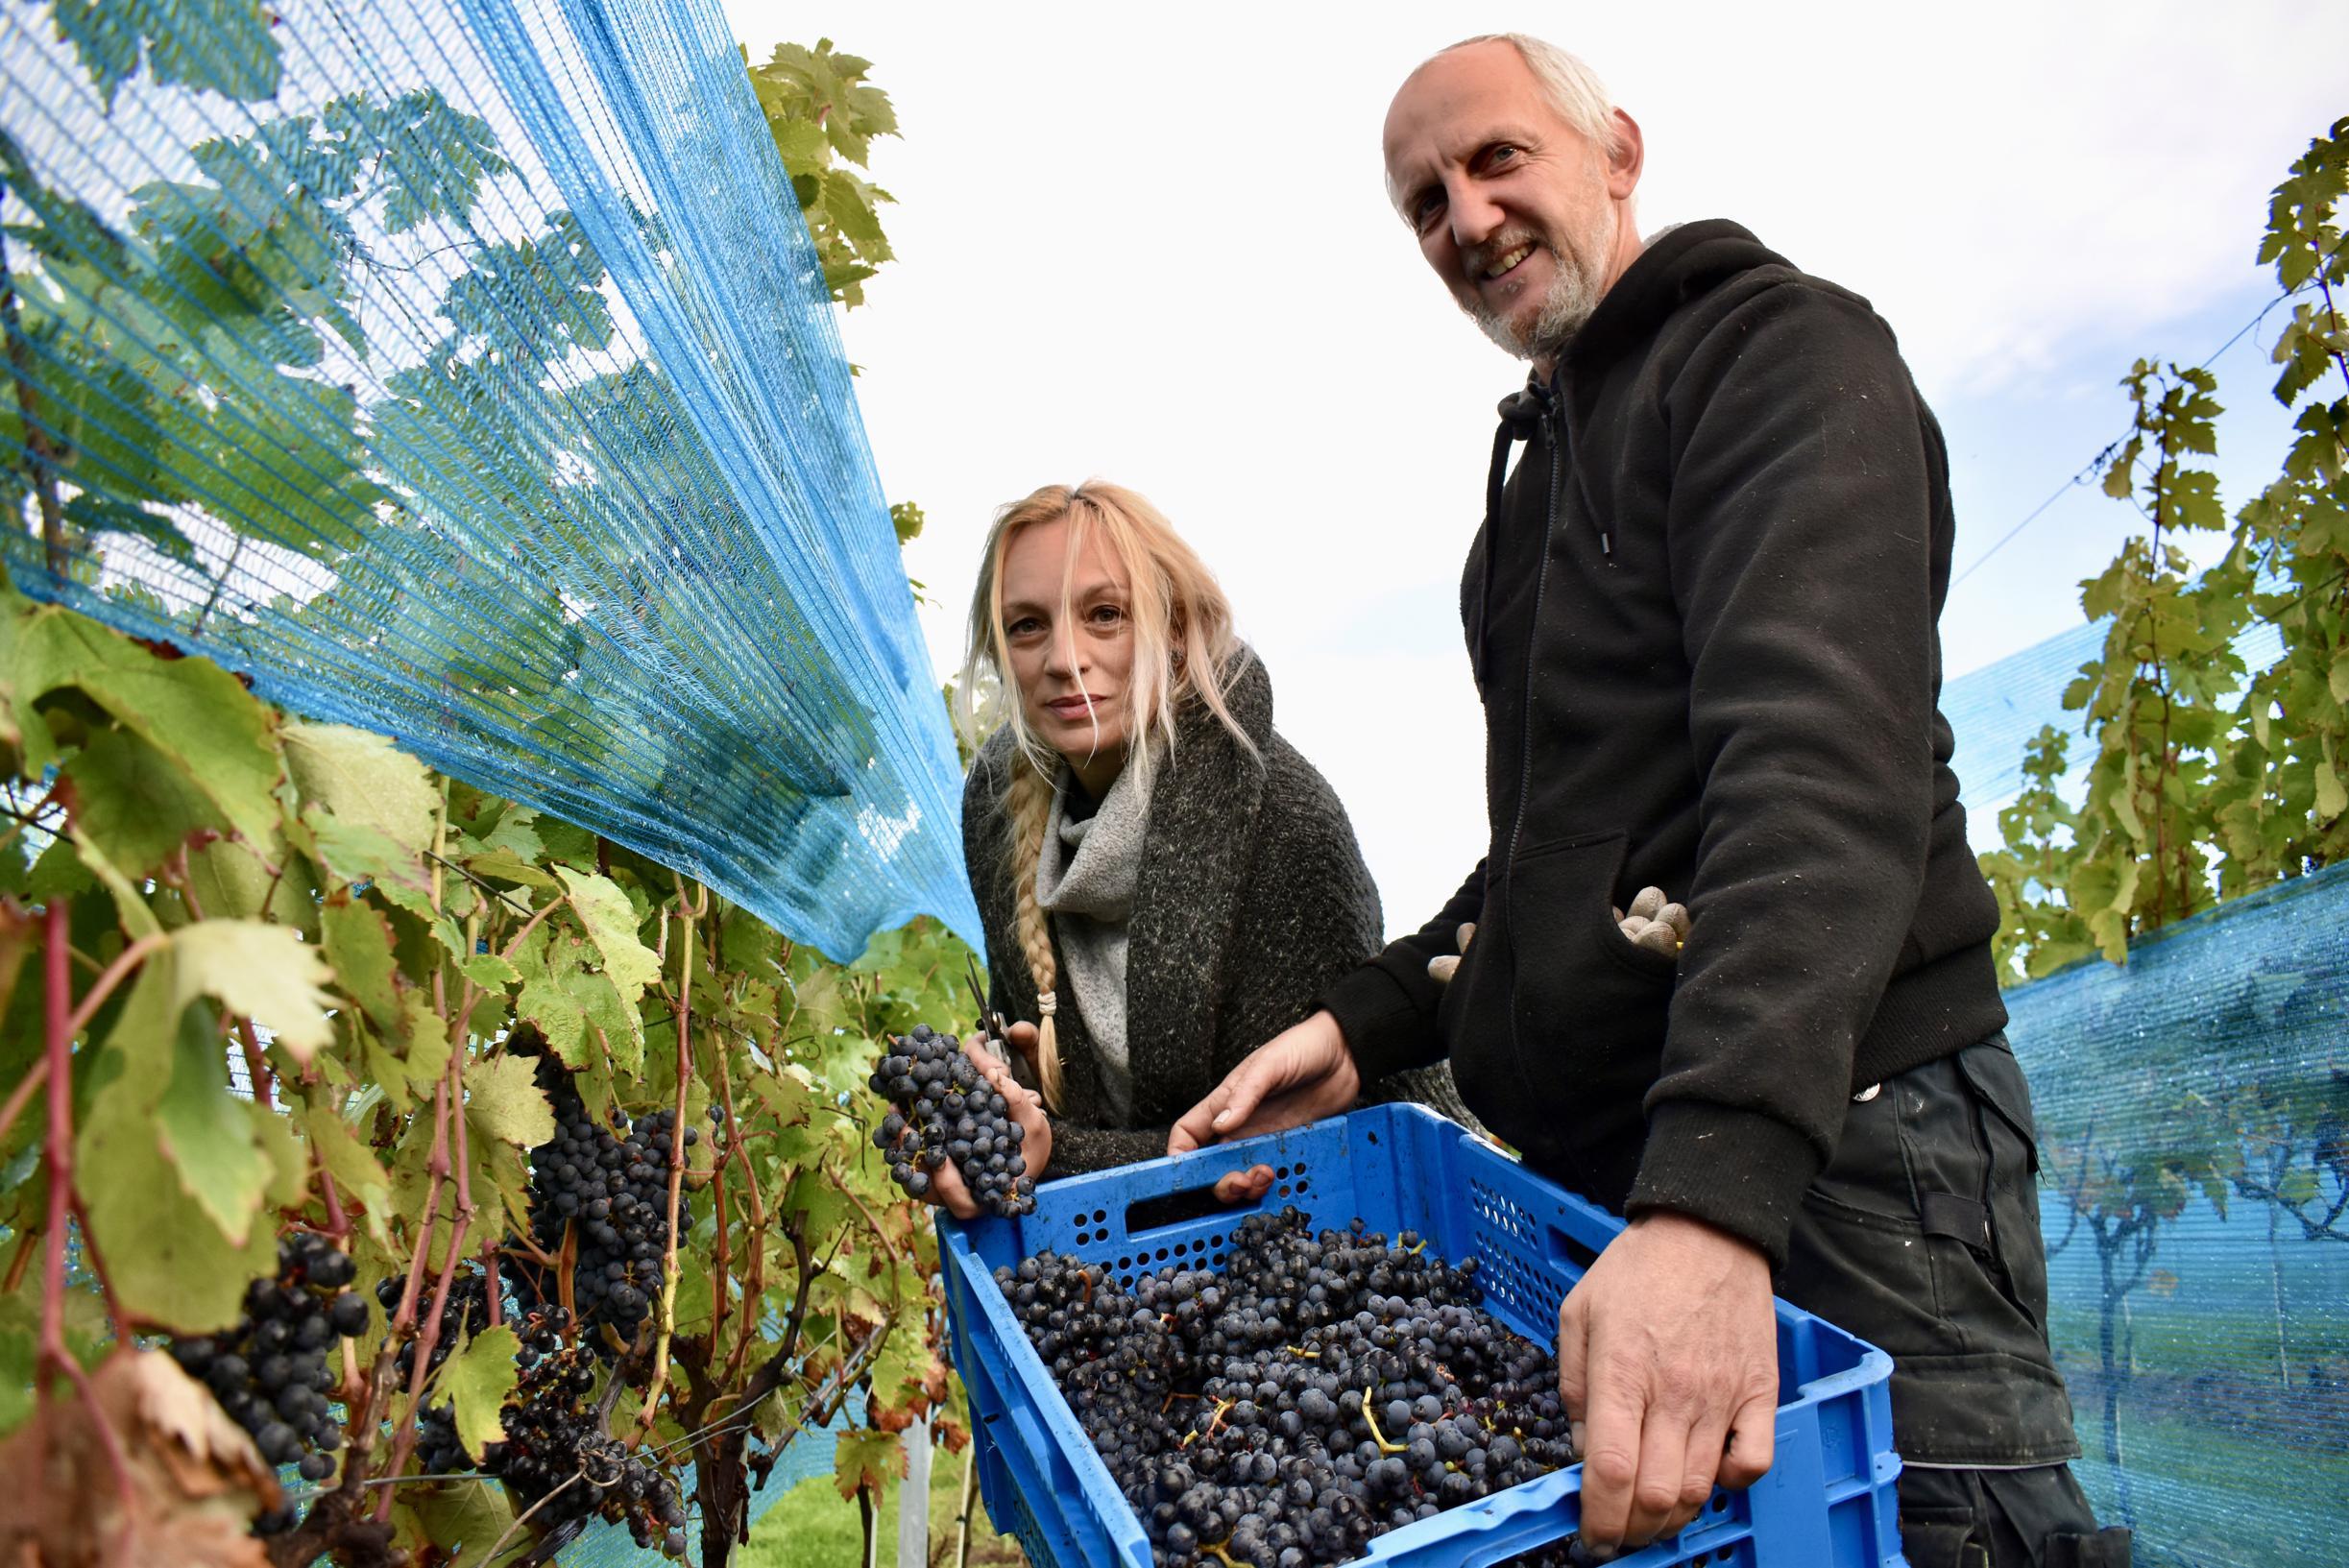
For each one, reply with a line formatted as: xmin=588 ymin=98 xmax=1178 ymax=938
xmin=967 ymin=1035 xmax=1053 ymax=1188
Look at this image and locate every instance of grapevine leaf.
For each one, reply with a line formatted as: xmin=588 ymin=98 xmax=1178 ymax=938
xmin=832 ymin=1427 xmax=907 ymax=1502
xmin=554 ymin=869 xmax=661 ymax=999
xmin=17 ymin=602 xmax=280 ymax=847
xmin=301 ymin=1103 xmax=393 ymax=1240
xmin=463 ymin=1051 xmax=554 ymax=1149
xmin=2317 ymin=744 xmax=2347 ymax=821
xmin=514 ymin=977 xmax=587 ymax=1067
xmin=404 ymin=1476 xmax=531 ymax=1568
xmin=68 ymin=823 xmax=163 ymax=938
xmin=172 ymin=919 xmax=335 ymax=1063
xmin=77 ymin=969 xmax=279 ymax=1329
xmin=155 ymin=999 xmax=273 ymax=1245
xmin=253 ymin=1095 xmax=308 ymax=1210
xmin=460 ymin=953 xmax=521 ymax=990
xmin=440 ymin=1326 xmax=521 ymax=1459
xmin=47 ymin=0 xmax=282 ymax=107
xmin=62 ymin=726 xmax=229 ymax=879
xmin=186 ymin=836 xmax=313 ymax=930
xmin=283 ymin=721 xmax=439 ymax=856
xmin=322 ymin=894 xmax=403 ymax=1034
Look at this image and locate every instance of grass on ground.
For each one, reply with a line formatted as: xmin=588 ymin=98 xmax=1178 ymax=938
xmin=738 ymin=1437 xmax=1021 ymax=1568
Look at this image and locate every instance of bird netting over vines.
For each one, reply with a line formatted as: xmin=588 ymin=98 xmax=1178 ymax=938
xmin=0 ymin=0 xmax=980 ymax=959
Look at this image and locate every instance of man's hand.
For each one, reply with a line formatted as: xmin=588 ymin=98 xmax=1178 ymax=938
xmin=1558 ymin=1212 xmax=1779 ymax=1555
xmin=927 ymin=1036 xmax=1052 ymax=1222
xmin=1168 ymin=1009 xmax=1360 ymax=1157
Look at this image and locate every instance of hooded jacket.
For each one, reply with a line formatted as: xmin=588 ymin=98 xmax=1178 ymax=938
xmin=1320 ymin=220 xmax=2006 ymax=1266
xmin=967 ymin=653 xmax=1481 ymax=1175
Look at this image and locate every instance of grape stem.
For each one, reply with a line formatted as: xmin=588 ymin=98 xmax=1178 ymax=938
xmin=373 ymin=1067 xmax=462 ymax=1520
xmin=36 ymin=893 xmax=136 ymax=1516
xmin=633 ymin=875 xmax=705 ymax=1443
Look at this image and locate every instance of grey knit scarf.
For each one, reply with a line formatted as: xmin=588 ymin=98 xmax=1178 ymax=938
xmin=1034 ymin=754 xmax=1153 ymax=1122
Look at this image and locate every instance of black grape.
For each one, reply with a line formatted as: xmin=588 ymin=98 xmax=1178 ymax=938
xmin=995 ymin=1208 xmax=1603 ymax=1566
xmin=867 ymin=1024 xmax=1036 ymax=1218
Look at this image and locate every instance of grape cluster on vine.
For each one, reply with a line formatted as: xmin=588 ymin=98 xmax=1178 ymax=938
xmin=419 ymin=1306 xmax=690 ymax=1558
xmin=999 ymin=1209 xmax=1604 ymax=1567
xmin=868 ymin=1024 xmax=1036 ymax=1216
xmin=375 ymin=1266 xmax=492 ymax=1390
xmin=168 ymin=1233 xmax=370 ymax=1533
xmin=510 ymin=1034 xmax=694 ymax=1349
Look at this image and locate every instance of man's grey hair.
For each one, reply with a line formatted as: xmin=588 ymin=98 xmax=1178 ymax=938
xmin=1388 ymin=34 xmax=1624 ymax=209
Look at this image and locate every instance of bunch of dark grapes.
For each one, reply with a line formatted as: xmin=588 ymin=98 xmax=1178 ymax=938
xmin=168 ymin=1233 xmax=371 ymax=1532
xmin=372 ymin=1264 xmax=493 ymax=1393
xmin=867 ymin=1024 xmax=1035 ymax=1216
xmin=510 ymin=1036 xmax=693 ymax=1350
xmin=422 ymin=1306 xmax=690 ymax=1557
xmin=998 ymin=1209 xmax=1599 ymax=1567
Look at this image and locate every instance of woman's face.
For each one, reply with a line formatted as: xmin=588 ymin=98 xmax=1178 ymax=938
xmin=1000 ymin=516 xmax=1135 ymax=777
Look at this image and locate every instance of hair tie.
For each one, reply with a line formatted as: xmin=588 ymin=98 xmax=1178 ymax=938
xmin=1035 ymin=989 xmax=1057 ymax=1018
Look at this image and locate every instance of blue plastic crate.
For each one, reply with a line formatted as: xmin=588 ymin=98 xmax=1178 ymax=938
xmin=939 ymin=1103 xmax=1907 ymax=1568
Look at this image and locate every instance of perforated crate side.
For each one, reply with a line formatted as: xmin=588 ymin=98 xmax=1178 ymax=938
xmin=939 ymin=1105 xmax=1907 ymax=1568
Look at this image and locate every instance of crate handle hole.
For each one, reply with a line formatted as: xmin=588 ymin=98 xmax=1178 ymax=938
xmin=1543 ymin=1224 xmax=1602 ymax=1277
xmin=1125 ymin=1179 xmax=1267 ymax=1238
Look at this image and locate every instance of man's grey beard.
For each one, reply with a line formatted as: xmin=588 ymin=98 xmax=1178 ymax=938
xmin=1467 ymin=215 xmax=1615 ymax=361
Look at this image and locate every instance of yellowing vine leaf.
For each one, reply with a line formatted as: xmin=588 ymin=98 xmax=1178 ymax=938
xmin=555 ymin=868 xmax=660 ymax=999
xmin=0 ymin=1350 xmax=278 ymax=1568
xmin=464 ymin=1051 xmax=555 ymax=1148
xmin=282 ymin=720 xmax=440 ymax=855
xmin=171 ymin=919 xmax=335 ymax=1063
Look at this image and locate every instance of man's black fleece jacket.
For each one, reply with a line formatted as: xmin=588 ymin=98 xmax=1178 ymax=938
xmin=1321 ymin=220 xmax=2006 ymax=1267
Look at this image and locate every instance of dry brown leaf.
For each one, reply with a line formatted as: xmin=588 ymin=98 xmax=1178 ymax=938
xmin=0 ymin=1350 xmax=278 ymax=1568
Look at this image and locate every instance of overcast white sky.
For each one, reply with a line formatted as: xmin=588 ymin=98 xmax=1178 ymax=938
xmin=725 ymin=0 xmax=2347 ymax=935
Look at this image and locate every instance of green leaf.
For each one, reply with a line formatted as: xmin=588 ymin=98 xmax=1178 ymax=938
xmin=463 ymin=1051 xmax=554 ymax=1149
xmin=155 ymin=998 xmax=273 ymax=1245
xmin=302 ymin=1103 xmax=393 ymax=1239
xmin=186 ymin=835 xmax=312 ymax=929
xmin=322 ymin=895 xmax=404 ymax=1034
xmin=514 ymin=978 xmax=587 ymax=1067
xmin=555 ymin=869 xmax=660 ymax=999
xmin=48 ymin=0 xmax=281 ymax=107
xmin=68 ymin=824 xmax=162 ymax=939
xmin=62 ymin=726 xmax=229 ymax=879
xmin=2316 ymin=742 xmax=2347 ymax=821
xmin=17 ymin=604 xmax=281 ymax=847
xmin=75 ymin=966 xmax=278 ymax=1329
xmin=403 ymin=1476 xmax=532 ymax=1568
xmin=460 ymin=953 xmax=521 ymax=990
xmin=283 ymin=722 xmax=440 ymax=856
xmin=440 ymin=1325 xmax=521 ymax=1459
xmin=171 ymin=918 xmax=335 ymax=1063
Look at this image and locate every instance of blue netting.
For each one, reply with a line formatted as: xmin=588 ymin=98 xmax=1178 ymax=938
xmin=0 ymin=0 xmax=979 ymax=959
xmin=2001 ymin=863 xmax=2349 ymax=1566
xmin=1944 ymin=612 xmax=2285 ymax=855
xmin=1946 ymin=611 xmax=2349 ymax=1563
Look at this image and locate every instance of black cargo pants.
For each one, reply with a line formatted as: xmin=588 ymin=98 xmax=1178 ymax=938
xmin=1776 ymin=1035 xmax=2133 ymax=1568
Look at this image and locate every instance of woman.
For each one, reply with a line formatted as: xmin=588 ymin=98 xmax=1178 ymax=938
xmin=930 ymin=480 xmax=1476 ymax=1217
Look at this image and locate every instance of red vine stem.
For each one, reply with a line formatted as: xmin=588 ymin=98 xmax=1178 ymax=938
xmin=236 ymin=1015 xmax=276 ymax=1111
xmin=634 ymin=878 xmax=704 ymax=1441
xmin=61 ymin=930 xmax=166 ymax=1041
xmin=373 ymin=1070 xmax=455 ymax=1521
xmin=37 ymin=895 xmax=134 ymax=1512
xmin=318 ymin=1169 xmax=349 ymax=1241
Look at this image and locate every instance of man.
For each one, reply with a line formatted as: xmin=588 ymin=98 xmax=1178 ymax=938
xmin=1169 ymin=34 xmax=2129 ymax=1568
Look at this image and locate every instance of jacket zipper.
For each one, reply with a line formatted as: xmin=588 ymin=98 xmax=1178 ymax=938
xmin=1501 ymin=403 xmax=1564 ymax=878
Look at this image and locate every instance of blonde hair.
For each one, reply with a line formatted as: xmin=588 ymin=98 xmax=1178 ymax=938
xmin=957 ymin=481 xmax=1253 ymax=1111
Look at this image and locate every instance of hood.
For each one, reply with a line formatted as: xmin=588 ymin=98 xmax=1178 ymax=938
xmin=1562 ymin=219 xmax=1791 ymax=387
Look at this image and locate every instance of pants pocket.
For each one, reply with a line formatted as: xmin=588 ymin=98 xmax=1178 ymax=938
xmin=1953 ymin=1037 xmax=2053 ymax=1336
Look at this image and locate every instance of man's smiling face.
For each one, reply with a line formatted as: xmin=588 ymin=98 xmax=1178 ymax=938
xmin=1382 ymin=39 xmax=1640 ymax=366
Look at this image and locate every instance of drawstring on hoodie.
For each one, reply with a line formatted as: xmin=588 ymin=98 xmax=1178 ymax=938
xmin=1474 ymin=382 xmax=1551 ymax=688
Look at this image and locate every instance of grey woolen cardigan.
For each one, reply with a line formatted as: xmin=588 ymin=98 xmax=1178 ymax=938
xmin=963 ymin=652 xmax=1479 ymax=1176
